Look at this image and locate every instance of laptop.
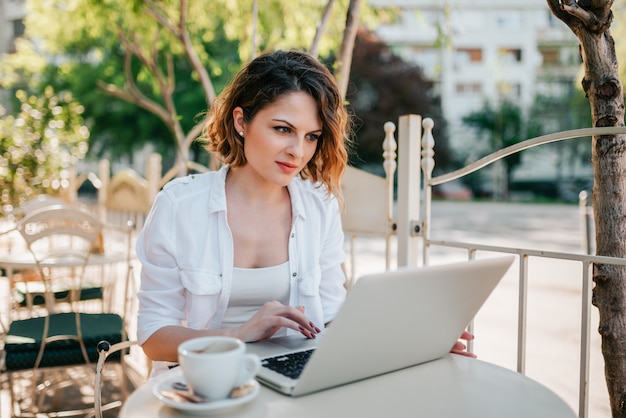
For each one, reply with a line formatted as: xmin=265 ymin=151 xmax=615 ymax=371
xmin=247 ymin=255 xmax=515 ymax=397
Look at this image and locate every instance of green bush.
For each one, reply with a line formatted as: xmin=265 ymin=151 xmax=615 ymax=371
xmin=0 ymin=87 xmax=89 ymax=212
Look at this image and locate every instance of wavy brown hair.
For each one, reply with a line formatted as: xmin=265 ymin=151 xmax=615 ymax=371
xmin=199 ymin=50 xmax=352 ymax=208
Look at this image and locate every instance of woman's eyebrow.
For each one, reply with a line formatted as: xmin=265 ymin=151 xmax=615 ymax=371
xmin=272 ymin=118 xmax=293 ymax=127
xmin=272 ymin=118 xmax=322 ymax=133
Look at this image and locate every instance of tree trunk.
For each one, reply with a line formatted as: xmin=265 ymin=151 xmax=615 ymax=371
xmin=547 ymin=1 xmax=626 ymax=416
xmin=335 ymin=0 xmax=361 ymax=99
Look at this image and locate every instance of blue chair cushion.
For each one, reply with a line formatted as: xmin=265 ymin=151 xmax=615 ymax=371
xmin=4 ymin=312 xmax=125 ymax=371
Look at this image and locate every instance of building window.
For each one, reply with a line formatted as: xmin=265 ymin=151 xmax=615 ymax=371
xmin=456 ymin=83 xmax=482 ymax=94
xmin=497 ymin=82 xmax=521 ymax=100
xmin=13 ymin=19 xmax=26 ymax=38
xmin=456 ymin=48 xmax=483 ymax=63
xmin=498 ymin=48 xmax=522 ymax=63
xmin=8 ymin=19 xmax=25 ymax=53
xmin=539 ymin=47 xmax=559 ymax=65
xmin=495 ymin=12 xmax=522 ymax=29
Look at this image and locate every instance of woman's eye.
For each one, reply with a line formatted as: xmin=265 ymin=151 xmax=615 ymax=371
xmin=274 ymin=126 xmax=291 ymax=134
xmin=306 ymin=133 xmax=321 ymax=142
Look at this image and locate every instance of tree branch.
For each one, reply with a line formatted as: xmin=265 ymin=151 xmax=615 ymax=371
xmin=101 ymin=29 xmax=177 ymax=136
xmin=335 ymin=0 xmax=361 ymax=99
xmin=561 ymin=0 xmax=594 ymax=24
xmin=97 ymin=79 xmax=170 ymax=125
xmin=251 ymin=0 xmax=258 ymax=60
xmin=309 ymin=0 xmax=337 ymax=58
xmin=143 ymin=0 xmax=180 ymax=37
xmin=176 ymin=0 xmax=216 ymax=104
xmin=143 ymin=0 xmax=215 ymax=105
xmin=185 ymin=123 xmax=203 ymax=149
xmin=549 ymin=0 xmax=613 ymax=33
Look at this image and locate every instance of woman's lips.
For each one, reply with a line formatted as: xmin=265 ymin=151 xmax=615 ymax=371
xmin=276 ymin=161 xmax=298 ymax=174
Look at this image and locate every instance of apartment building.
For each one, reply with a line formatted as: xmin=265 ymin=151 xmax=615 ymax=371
xmin=1 ymin=0 xmax=26 ymax=107
xmin=1 ymin=0 xmax=25 ymax=56
xmin=370 ymin=0 xmax=582 ymax=173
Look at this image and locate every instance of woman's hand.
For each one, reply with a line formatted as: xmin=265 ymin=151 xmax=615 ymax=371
xmin=233 ymin=301 xmax=321 ymax=342
xmin=450 ymin=330 xmax=477 ymax=358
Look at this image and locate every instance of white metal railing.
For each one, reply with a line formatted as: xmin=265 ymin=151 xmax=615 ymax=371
xmin=393 ymin=116 xmax=626 ymax=418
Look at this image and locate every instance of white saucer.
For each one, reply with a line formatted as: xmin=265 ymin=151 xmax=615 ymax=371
xmin=152 ymin=375 xmax=260 ymax=415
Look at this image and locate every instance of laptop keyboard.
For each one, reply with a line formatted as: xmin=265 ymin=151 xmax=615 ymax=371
xmin=261 ymin=349 xmax=315 ymax=379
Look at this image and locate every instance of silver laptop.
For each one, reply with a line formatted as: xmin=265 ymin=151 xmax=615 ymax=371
xmin=247 ymin=256 xmax=515 ymax=397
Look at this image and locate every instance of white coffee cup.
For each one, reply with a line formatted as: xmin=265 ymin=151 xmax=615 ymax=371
xmin=178 ymin=336 xmax=260 ymax=401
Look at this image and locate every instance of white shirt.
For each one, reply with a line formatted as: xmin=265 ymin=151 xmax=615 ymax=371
xmin=136 ymin=166 xmax=347 ymax=376
xmin=222 ymin=262 xmax=291 ymax=328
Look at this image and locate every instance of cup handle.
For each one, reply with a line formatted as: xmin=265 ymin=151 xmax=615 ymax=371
xmin=235 ymin=353 xmax=261 ymax=387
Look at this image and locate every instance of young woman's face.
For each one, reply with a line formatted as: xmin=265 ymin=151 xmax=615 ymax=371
xmin=233 ymin=92 xmax=321 ymax=187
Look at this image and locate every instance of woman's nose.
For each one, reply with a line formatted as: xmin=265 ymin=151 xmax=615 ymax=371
xmin=286 ymin=136 xmax=305 ymax=158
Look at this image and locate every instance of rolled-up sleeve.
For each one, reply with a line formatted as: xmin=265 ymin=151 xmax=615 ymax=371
xmin=136 ymin=192 xmax=186 ymax=346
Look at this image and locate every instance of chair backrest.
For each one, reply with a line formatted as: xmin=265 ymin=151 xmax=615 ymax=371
xmin=104 ymin=169 xmax=152 ymax=231
xmin=339 ymin=121 xmax=398 ymax=288
xmin=18 ymin=204 xmax=103 ymax=247
xmin=20 ymin=195 xmax=68 ymax=216
xmin=341 ymin=165 xmax=391 ymax=237
xmin=15 ymin=204 xmax=105 ymax=313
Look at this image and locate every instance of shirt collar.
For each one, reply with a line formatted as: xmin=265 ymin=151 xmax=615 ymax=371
xmin=288 ymin=178 xmax=308 ymax=221
xmin=207 ymin=165 xmax=229 ymax=214
xmin=207 ymin=165 xmax=307 ymax=221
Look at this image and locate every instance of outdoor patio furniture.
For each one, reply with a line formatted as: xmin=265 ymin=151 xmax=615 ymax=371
xmin=7 ymin=203 xmax=111 ymax=321
xmin=0 ymin=204 xmax=138 ymax=417
xmin=94 ymin=339 xmax=138 ymax=418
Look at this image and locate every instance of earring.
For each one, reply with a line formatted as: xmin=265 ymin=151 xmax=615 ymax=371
xmin=239 ymin=131 xmax=244 ymax=137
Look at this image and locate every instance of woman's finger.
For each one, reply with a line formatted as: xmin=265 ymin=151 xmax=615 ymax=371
xmin=271 ymin=315 xmax=317 ymax=338
xmin=256 ymin=302 xmax=320 ymax=336
xmin=459 ymin=330 xmax=474 ymax=341
xmin=451 ymin=349 xmax=478 ymax=358
xmin=276 ymin=304 xmax=320 ymax=334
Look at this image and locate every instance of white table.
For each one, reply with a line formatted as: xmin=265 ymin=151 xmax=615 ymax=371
xmin=0 ymin=251 xmax=129 ymax=298
xmin=0 ymin=251 xmax=128 ymax=273
xmin=120 ymin=354 xmax=577 ymax=418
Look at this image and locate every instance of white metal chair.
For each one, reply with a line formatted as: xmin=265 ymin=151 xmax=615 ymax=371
xmin=19 ymin=195 xmax=67 ymax=217
xmin=1 ymin=204 xmax=137 ymax=417
xmin=93 ymin=339 xmax=138 ymax=418
xmin=9 ymin=203 xmax=109 ymax=320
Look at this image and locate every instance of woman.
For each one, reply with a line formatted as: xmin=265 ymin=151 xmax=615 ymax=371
xmin=136 ymin=50 xmax=474 ymax=377
xmin=136 ymin=50 xmax=351 ymax=376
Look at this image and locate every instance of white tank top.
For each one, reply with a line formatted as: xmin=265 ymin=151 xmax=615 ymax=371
xmin=221 ymin=261 xmax=291 ymax=328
